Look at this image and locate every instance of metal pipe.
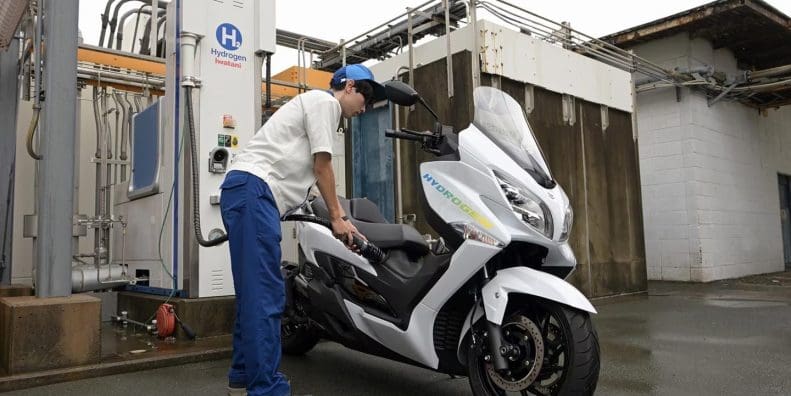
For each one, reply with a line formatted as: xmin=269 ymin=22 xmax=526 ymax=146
xmin=95 ymin=89 xmax=109 ymax=267
xmin=341 ymin=39 xmax=346 ymax=67
xmin=25 ymin=108 xmax=42 ymax=160
xmin=137 ymin=8 xmax=167 ymax=55
xmin=180 ymin=32 xmax=199 ymax=86
xmin=131 ymin=3 xmax=146 ymax=53
xmin=408 ymin=9 xmax=414 ymax=86
xmin=321 ymin=0 xmax=438 ymax=55
xmin=104 ymin=99 xmax=114 ymax=266
xmin=393 ymin=66 xmax=411 ymax=224
xmin=107 ymin=0 xmax=169 ymax=48
xmin=74 ymin=88 xmax=83 ymax=260
xmin=749 ymin=64 xmax=791 ymax=81
xmin=71 ymin=263 xmax=129 ymax=292
xmin=444 ymin=0 xmax=454 ymax=98
xmin=470 ymin=0 xmax=479 ymax=88
xmin=26 ymin=2 xmax=44 ymax=160
xmin=115 ymin=5 xmax=152 ymax=50
xmin=480 ymin=1 xmax=672 ymax=82
xmin=120 ymin=217 xmax=127 ymax=279
xmin=265 ymin=53 xmax=272 ymax=108
xmin=731 ymin=77 xmax=791 ymax=93
xmin=157 ymin=20 xmax=167 ymax=57
xmin=259 ymin=78 xmax=323 ymax=91
xmin=36 ymin=0 xmax=79 ymax=297
xmin=77 ymin=68 xmax=165 ymax=88
xmin=107 ymin=0 xmax=135 ymax=48
xmin=113 ymin=91 xmax=126 ymax=181
xmin=296 ymin=38 xmax=305 ymax=92
xmin=90 ymin=88 xmax=103 ymax=270
xmin=483 ymin=0 xmax=674 ymax=80
xmin=149 ymin=0 xmax=158 ymax=56
xmin=116 ymin=92 xmax=130 ymax=180
xmin=111 ymin=311 xmax=156 ymax=333
xmin=99 ymin=0 xmax=119 ymax=47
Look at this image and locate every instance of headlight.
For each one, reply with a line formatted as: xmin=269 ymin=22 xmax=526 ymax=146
xmin=559 ymin=203 xmax=573 ymax=242
xmin=450 ymin=222 xmax=504 ymax=247
xmin=496 ymin=176 xmax=553 ymax=239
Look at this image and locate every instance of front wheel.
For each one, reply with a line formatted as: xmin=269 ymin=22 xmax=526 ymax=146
xmin=466 ymin=300 xmax=599 ymax=395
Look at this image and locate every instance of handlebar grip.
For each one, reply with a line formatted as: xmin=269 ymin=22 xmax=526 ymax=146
xmin=400 ymin=128 xmax=426 ymax=135
xmin=385 ymin=129 xmax=424 ymax=142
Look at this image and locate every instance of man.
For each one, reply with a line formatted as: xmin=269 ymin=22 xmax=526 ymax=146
xmin=220 ymin=64 xmax=386 ymax=396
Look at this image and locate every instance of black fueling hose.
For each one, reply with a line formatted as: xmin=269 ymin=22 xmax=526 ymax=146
xmin=185 ymin=86 xmax=227 ymax=247
xmin=282 ymin=214 xmax=386 ymax=265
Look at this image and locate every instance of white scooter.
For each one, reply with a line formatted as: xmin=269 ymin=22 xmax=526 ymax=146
xmin=281 ymin=81 xmax=599 ymax=395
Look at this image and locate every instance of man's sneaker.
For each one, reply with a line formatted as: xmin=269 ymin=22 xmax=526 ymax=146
xmin=227 ymin=380 xmax=247 ymax=396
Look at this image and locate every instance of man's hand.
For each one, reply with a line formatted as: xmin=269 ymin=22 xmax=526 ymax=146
xmin=331 ymin=217 xmax=364 ymax=248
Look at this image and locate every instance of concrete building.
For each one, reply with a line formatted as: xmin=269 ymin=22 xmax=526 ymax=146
xmin=603 ymin=0 xmax=791 ymax=281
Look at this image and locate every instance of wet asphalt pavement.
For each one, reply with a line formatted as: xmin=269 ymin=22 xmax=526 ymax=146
xmin=4 ymin=275 xmax=791 ymax=396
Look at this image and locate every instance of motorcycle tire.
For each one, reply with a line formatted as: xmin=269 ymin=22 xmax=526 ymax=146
xmin=466 ymin=300 xmax=599 ymax=396
xmin=281 ymin=323 xmax=320 ymax=356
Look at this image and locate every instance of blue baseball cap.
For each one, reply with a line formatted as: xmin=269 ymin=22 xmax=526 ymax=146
xmin=331 ymin=64 xmax=386 ymax=103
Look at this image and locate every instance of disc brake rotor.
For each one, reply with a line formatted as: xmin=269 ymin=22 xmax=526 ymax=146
xmin=536 ymin=323 xmax=565 ymax=385
xmin=484 ymin=315 xmax=545 ymax=392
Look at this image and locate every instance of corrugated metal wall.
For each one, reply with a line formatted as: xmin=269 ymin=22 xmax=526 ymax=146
xmin=393 ymin=53 xmax=646 ymax=297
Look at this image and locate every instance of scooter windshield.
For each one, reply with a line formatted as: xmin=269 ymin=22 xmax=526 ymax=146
xmin=473 ymin=86 xmax=555 ymax=188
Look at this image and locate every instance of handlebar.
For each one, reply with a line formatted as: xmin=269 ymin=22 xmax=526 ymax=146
xmin=385 ymin=129 xmax=425 ymax=142
xmin=282 ymin=214 xmax=386 ymax=264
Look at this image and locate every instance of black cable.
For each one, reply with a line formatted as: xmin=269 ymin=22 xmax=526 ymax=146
xmin=107 ymin=0 xmax=138 ymax=48
xmin=184 ymin=86 xmax=228 ymax=247
xmin=99 ymin=0 xmax=118 ymax=47
xmin=130 ymin=4 xmax=146 ymax=53
xmin=115 ymin=6 xmax=148 ymax=50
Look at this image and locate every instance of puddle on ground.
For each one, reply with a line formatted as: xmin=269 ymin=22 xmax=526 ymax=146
xmin=703 ymin=299 xmax=788 ymax=309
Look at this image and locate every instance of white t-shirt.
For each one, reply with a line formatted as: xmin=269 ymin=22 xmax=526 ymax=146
xmin=228 ymin=90 xmax=340 ymax=215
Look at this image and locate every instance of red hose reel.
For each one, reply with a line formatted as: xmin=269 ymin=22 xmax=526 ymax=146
xmin=156 ymin=303 xmax=196 ymax=339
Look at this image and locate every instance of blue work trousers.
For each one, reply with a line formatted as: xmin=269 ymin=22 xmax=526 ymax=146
xmin=220 ymin=170 xmax=290 ymax=396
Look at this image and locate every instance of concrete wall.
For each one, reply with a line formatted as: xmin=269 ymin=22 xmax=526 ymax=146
xmin=633 ymin=33 xmax=789 ymax=281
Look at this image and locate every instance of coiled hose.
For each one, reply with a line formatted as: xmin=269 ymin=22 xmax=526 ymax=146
xmin=185 ymin=86 xmax=227 ymax=247
xmin=282 ymin=214 xmax=386 ymax=264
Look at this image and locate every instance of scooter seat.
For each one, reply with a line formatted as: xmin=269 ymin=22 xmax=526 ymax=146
xmin=311 ymin=197 xmax=430 ymax=257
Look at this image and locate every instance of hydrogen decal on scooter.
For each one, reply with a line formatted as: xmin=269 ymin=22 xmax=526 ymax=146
xmin=422 ymin=173 xmax=493 ymax=229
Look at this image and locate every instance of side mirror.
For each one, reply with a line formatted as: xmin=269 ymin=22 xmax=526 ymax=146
xmin=384 ymin=80 xmax=420 ymax=106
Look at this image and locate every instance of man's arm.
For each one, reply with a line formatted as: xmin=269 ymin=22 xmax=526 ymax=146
xmin=313 ymin=152 xmax=362 ymax=246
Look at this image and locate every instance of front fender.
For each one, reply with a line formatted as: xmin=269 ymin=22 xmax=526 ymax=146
xmin=482 ymin=267 xmax=596 ymax=325
xmin=456 ymin=266 xmax=596 ymax=363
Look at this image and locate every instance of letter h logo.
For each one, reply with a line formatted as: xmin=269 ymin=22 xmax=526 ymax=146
xmin=216 ymin=23 xmax=242 ymax=51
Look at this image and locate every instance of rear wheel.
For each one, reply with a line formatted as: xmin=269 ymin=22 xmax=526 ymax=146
xmin=281 ymin=316 xmax=320 ymax=355
xmin=466 ymin=300 xmax=599 ymax=395
xmin=281 ymin=262 xmax=320 ymax=355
